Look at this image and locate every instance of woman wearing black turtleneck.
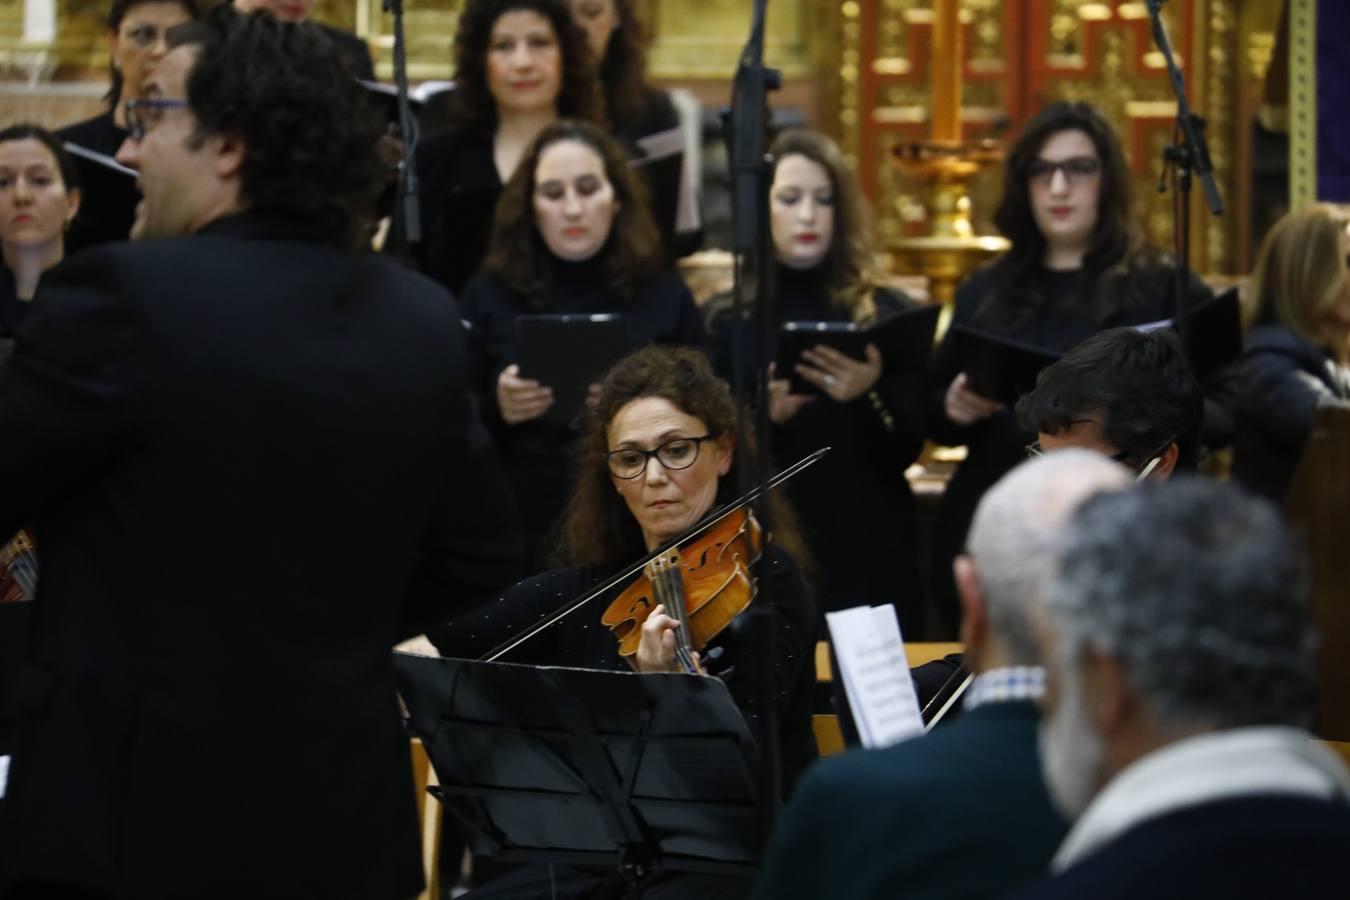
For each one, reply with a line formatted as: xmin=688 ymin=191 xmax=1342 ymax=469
xmin=709 ymin=130 xmax=927 ymax=635
xmin=460 ymin=120 xmax=703 ymax=565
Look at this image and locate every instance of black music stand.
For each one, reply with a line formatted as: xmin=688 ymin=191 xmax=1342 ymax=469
xmin=393 ymin=653 xmax=762 ymax=892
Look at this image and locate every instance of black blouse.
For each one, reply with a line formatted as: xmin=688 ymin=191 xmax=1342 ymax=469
xmin=404 ymin=127 xmax=502 ymax=297
xmin=427 ymin=542 xmax=820 ymax=795
xmin=709 ymin=265 xmax=928 ymax=634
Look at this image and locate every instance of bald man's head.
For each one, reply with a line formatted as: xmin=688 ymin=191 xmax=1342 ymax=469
xmin=958 ymin=450 xmax=1131 ymax=668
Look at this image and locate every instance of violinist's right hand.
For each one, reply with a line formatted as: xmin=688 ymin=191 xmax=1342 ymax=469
xmin=944 ymin=372 xmax=1003 ymax=425
xmin=497 ymin=364 xmax=554 ymax=425
xmin=636 ymin=603 xmax=705 ymax=675
xmin=768 ymin=363 xmax=814 ymax=425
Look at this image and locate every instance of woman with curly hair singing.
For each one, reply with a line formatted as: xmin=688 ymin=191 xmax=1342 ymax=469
xmin=460 ymin=119 xmax=703 ymax=565
xmin=408 ymin=0 xmax=603 ymax=295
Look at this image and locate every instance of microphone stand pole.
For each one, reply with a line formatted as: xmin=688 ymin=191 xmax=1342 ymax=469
xmin=725 ymin=0 xmax=781 ymax=848
xmin=1145 ymin=0 xmax=1222 ymax=347
xmin=385 ymin=0 xmax=421 ymax=260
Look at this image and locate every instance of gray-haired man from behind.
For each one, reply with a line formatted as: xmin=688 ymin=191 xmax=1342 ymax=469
xmin=1014 ymin=478 xmax=1350 ymax=900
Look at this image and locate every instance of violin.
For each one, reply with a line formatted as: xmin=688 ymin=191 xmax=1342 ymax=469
xmin=600 ymin=506 xmax=763 ymax=673
xmin=479 ymin=447 xmax=828 ymax=667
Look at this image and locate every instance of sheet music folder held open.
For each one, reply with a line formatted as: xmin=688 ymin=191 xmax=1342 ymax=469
xmin=515 ymin=313 xmax=631 ymax=427
xmin=776 ymin=304 xmax=941 ymax=396
xmin=393 ymin=653 xmax=761 ymax=875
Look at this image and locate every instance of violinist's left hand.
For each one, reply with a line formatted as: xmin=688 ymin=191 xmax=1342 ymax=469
xmin=796 ymin=343 xmax=882 ymax=403
xmin=636 ymin=603 xmax=706 ymax=674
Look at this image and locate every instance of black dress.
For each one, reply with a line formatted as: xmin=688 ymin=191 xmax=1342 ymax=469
xmin=925 ymin=260 xmax=1206 ymax=633
xmin=0 ymin=266 xmax=30 ymax=346
xmin=56 ymin=111 xmax=138 ymax=255
xmin=709 ymin=265 xmax=928 ymax=636
xmin=460 ymin=260 xmax=706 ymax=564
xmin=427 ymin=542 xmax=819 ymax=795
xmin=1232 ymin=324 xmax=1350 ymax=501
xmin=433 ymin=544 xmax=816 ymax=900
xmin=405 ymin=127 xmax=502 ymax=296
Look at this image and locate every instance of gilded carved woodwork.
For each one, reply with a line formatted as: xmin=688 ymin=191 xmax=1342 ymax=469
xmin=836 ymin=0 xmax=1256 ymax=275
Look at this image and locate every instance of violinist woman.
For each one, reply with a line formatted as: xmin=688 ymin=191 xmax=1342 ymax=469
xmin=1233 ymin=204 xmax=1350 ymax=501
xmin=408 ymin=0 xmax=602 ymax=295
xmin=925 ymin=101 xmax=1213 ymax=633
xmin=58 ymin=0 xmax=199 ymax=252
xmin=708 ymin=129 xmax=927 ymax=635
xmin=460 ymin=119 xmax=703 ymax=565
xmin=427 ymin=345 xmax=819 ymax=793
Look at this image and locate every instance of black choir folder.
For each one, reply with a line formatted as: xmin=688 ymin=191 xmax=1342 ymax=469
xmin=515 ymin=313 xmax=631 ymax=426
xmin=953 ymin=324 xmax=1062 ymax=406
xmin=393 ymin=653 xmax=761 ymax=879
xmin=1139 ymin=286 xmax=1243 ymax=379
xmin=776 ymin=302 xmax=941 ymax=395
xmin=955 ymin=286 xmax=1244 ymax=406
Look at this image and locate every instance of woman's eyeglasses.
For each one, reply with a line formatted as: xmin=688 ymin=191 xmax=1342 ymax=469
xmin=607 ymin=435 xmax=715 ymax=480
xmin=1027 ymin=156 xmax=1102 ymax=186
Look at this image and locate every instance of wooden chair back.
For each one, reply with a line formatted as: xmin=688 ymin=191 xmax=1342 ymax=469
xmin=1283 ymin=405 xmax=1350 ymax=741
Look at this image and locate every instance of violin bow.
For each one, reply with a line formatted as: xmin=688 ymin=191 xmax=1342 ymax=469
xmin=480 ymin=446 xmax=831 ymax=663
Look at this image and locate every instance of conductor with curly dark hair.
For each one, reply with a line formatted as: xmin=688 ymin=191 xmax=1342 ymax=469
xmin=0 ymin=8 xmax=521 ymax=898
xmin=407 ymin=0 xmax=603 ymax=295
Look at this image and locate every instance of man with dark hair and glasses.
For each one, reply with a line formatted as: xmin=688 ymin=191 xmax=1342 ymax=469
xmin=0 ymin=7 xmax=520 ymax=898
xmin=1015 ymin=327 xmax=1204 ymax=481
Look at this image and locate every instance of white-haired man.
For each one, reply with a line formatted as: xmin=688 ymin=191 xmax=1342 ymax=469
xmin=1017 ymin=479 xmax=1350 ymax=899
xmin=749 ymin=450 xmax=1130 ymax=900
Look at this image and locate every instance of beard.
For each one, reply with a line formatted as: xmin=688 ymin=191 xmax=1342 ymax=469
xmin=1039 ymin=665 xmax=1108 ymax=821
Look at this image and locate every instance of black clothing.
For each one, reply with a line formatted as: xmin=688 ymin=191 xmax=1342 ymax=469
xmin=0 ymin=265 xmax=41 ymax=762
xmin=1232 ymin=324 xmax=1350 ymax=501
xmin=316 ymin=21 xmax=376 ymax=81
xmin=406 ymin=127 xmax=501 ymax=296
xmin=710 ymin=266 xmax=927 ymax=634
xmin=428 ymin=543 xmax=819 ymax=795
xmin=0 ymin=211 xmax=522 ymax=898
xmin=610 ymin=86 xmax=681 ymax=150
xmin=461 ymin=263 xmax=705 ymax=564
xmin=926 ymin=261 xmax=1205 ymax=633
xmin=56 ymin=112 xmax=136 ymax=255
xmin=0 ymin=267 xmax=29 ymax=344
xmin=752 ymin=700 xmax=1065 ymax=900
xmin=1011 ymin=795 xmax=1350 ymax=900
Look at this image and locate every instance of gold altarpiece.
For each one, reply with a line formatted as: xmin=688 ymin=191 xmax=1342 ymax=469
xmin=1 ymin=0 xmax=1284 ymax=272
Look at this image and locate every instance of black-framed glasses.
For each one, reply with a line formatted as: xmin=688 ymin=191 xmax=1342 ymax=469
xmin=1025 ymin=435 xmax=1175 ymax=480
xmin=606 ymin=435 xmax=716 ymax=480
xmin=1027 ymin=156 xmax=1102 ymax=185
xmin=1025 ymin=440 xmax=1132 ymax=464
xmin=125 ymin=98 xmax=190 ymax=141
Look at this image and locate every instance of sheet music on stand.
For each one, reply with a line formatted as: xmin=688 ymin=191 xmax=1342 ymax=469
xmin=825 ymin=605 xmax=925 ymax=748
xmin=393 ymin=653 xmax=763 ymax=883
